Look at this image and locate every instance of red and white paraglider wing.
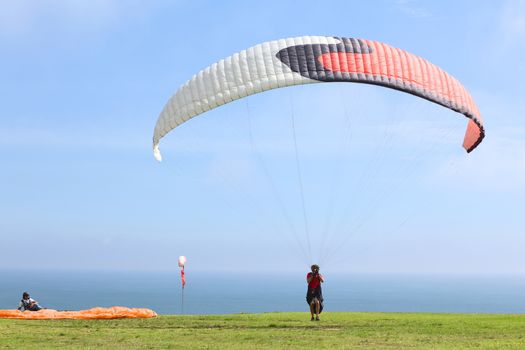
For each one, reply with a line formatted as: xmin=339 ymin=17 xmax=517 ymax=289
xmin=153 ymin=36 xmax=484 ymax=161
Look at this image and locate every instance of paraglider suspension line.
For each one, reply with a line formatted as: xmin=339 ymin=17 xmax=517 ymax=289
xmin=290 ymin=102 xmax=312 ymax=260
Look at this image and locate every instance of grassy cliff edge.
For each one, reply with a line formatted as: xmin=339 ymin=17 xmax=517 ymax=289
xmin=1 ymin=312 xmax=524 ymax=349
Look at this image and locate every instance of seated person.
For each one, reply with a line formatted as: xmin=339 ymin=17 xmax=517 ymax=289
xmin=18 ymin=292 xmax=43 ymax=312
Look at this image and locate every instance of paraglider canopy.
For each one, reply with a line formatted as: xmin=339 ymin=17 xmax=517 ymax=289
xmin=152 ymin=35 xmax=485 ymax=161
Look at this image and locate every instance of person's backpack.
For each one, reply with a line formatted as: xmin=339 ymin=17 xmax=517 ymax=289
xmin=19 ymin=299 xmax=31 ymax=311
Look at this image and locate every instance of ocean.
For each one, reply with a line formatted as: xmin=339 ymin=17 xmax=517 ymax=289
xmin=1 ymin=270 xmax=524 ymax=315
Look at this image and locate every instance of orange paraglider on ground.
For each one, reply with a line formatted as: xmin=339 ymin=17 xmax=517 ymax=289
xmin=0 ymin=306 xmax=157 ymax=320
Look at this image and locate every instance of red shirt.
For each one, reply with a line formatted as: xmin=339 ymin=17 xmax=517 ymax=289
xmin=307 ymin=272 xmax=323 ymax=289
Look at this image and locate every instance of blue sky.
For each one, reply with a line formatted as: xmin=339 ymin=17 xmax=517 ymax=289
xmin=1 ymin=0 xmax=524 ymax=274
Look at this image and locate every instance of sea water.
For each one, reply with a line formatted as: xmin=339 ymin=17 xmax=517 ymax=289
xmin=1 ymin=270 xmax=524 ymax=315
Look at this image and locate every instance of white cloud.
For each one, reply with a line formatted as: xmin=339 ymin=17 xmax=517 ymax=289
xmin=206 ymin=154 xmax=260 ymax=186
xmin=501 ymin=0 xmax=525 ymax=41
xmin=0 ymin=0 xmax=147 ymax=40
xmin=430 ymin=128 xmax=525 ymax=192
xmin=0 ymin=126 xmax=147 ymax=151
xmin=0 ymin=1 xmax=35 ymax=38
xmin=393 ymin=0 xmax=431 ymax=18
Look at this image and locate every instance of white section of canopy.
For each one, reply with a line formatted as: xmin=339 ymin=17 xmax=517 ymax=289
xmin=152 ymin=36 xmax=341 ymax=161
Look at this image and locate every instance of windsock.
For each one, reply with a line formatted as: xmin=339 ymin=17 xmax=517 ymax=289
xmin=178 ymin=256 xmax=186 ymax=288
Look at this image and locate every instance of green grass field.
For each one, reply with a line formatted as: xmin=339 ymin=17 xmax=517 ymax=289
xmin=1 ymin=312 xmax=524 ymax=349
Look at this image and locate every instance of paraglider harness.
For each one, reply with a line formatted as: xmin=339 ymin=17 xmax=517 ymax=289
xmin=19 ymin=298 xmax=32 ymax=311
xmin=306 ymin=275 xmax=324 ymax=313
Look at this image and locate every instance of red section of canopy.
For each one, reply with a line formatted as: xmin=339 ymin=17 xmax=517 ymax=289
xmin=0 ymin=306 xmax=157 ymax=320
xmin=317 ymin=39 xmax=484 ymax=152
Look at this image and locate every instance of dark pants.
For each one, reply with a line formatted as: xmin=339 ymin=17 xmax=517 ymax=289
xmin=28 ymin=304 xmax=42 ymax=311
xmin=306 ymin=287 xmax=324 ymax=313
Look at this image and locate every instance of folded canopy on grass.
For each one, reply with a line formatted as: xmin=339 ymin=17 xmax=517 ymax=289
xmin=0 ymin=306 xmax=157 ymax=320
